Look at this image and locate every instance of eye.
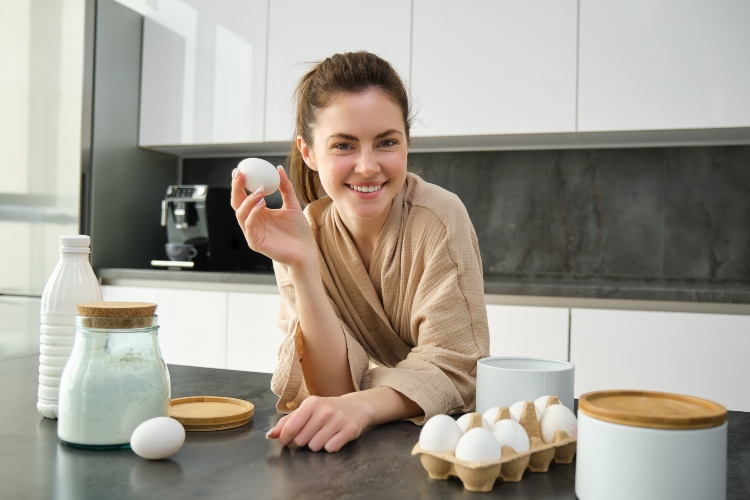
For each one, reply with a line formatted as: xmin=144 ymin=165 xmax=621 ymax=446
xmin=379 ymin=139 xmax=397 ymax=148
xmin=333 ymin=143 xmax=353 ymax=150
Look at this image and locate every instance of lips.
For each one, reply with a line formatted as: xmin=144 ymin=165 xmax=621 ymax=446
xmin=347 ymin=183 xmax=384 ymax=193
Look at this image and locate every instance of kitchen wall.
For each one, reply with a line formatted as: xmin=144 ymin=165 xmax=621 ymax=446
xmin=183 ymin=145 xmax=750 ymax=289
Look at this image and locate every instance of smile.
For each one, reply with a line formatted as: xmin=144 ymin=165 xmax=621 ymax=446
xmin=348 ymin=183 xmax=384 ymax=193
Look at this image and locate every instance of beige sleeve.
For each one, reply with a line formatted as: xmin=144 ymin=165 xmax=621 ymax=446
xmin=364 ymin=208 xmax=490 ymax=425
xmin=270 ymin=260 xmax=371 ymax=413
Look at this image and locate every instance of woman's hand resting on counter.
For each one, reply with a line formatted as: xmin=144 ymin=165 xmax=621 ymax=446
xmin=266 ymin=387 xmax=423 ymax=453
xmin=265 ymin=395 xmax=367 ymax=453
xmin=231 ymin=166 xmax=316 ymax=270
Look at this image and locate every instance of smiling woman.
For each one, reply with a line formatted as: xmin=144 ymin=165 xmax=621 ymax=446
xmin=230 ymin=51 xmax=489 ymax=453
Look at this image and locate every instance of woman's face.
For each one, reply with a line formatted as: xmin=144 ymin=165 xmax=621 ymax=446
xmin=298 ymin=88 xmax=408 ymax=234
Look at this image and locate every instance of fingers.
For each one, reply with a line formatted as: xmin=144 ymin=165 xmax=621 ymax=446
xmin=266 ymin=413 xmax=291 ymax=440
xmin=230 ymin=170 xmax=248 ymax=211
xmin=324 ymin=430 xmax=351 ymax=453
xmin=277 ymin=166 xmax=303 ymax=211
xmin=235 ymin=184 xmax=266 ymax=230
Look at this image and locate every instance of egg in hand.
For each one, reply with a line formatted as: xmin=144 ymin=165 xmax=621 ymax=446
xmin=237 ymin=158 xmax=280 ymax=196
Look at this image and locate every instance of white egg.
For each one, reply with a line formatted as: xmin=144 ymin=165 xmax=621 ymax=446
xmin=539 ymin=403 xmax=578 ymax=443
xmin=509 ymin=401 xmax=540 ymax=422
xmin=455 ymin=428 xmax=502 ymax=463
xmin=534 ymin=395 xmax=556 ymax=414
xmin=419 ymin=414 xmax=463 ymax=453
xmin=456 ymin=413 xmax=491 ymax=433
xmin=482 ymin=406 xmax=517 ymax=424
xmin=237 ymin=158 xmax=280 ymax=196
xmin=482 ymin=407 xmax=501 ymax=425
xmin=130 ymin=417 xmax=185 ymax=460
xmin=491 ymin=419 xmax=530 ymax=453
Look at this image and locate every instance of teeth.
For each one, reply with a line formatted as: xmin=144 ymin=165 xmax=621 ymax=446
xmin=349 ymin=184 xmax=383 ymax=193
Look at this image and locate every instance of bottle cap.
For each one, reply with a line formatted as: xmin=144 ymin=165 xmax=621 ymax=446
xmin=59 ymin=235 xmax=91 ymax=247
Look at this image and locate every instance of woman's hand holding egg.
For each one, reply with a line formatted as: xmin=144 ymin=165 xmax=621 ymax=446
xmin=231 ymin=159 xmax=316 ymax=269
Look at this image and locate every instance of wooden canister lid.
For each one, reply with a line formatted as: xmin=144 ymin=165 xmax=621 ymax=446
xmin=77 ymin=302 xmax=157 ymax=317
xmin=579 ymin=390 xmax=727 ymax=429
xmin=169 ymin=396 xmax=254 ymax=431
xmin=76 ymin=302 xmax=158 ymax=328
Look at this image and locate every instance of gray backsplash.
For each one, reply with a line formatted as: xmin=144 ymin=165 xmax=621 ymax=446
xmin=184 ymin=146 xmax=750 ymax=287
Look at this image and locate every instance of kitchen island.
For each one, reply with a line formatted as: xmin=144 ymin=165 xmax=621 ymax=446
xmin=1 ymin=356 xmax=748 ymax=499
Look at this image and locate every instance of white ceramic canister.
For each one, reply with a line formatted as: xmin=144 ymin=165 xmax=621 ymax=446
xmin=575 ymin=390 xmax=727 ymax=500
xmin=38 ymin=235 xmax=102 ymax=419
xmin=476 ymin=357 xmax=575 ymax=414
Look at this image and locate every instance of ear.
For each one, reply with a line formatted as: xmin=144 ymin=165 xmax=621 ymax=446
xmin=297 ymin=135 xmax=318 ymax=171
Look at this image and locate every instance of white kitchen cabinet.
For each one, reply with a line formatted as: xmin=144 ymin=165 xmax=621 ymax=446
xmin=486 ymin=304 xmax=570 ymax=361
xmin=570 ymin=308 xmax=750 ymax=411
xmin=578 ymin=0 xmax=750 ymax=132
xmin=226 ymin=292 xmax=282 ymax=373
xmin=264 ymin=0 xmax=412 ymax=142
xmin=411 ymin=0 xmax=578 ymax=138
xmin=101 ymin=285 xmax=228 ymax=369
xmin=138 ymin=0 xmax=268 ymax=146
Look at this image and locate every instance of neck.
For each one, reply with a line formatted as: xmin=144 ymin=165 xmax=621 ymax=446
xmin=339 ymin=203 xmax=392 ymax=272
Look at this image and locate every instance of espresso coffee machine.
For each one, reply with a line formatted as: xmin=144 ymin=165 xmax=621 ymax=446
xmin=157 ymin=185 xmax=273 ymax=272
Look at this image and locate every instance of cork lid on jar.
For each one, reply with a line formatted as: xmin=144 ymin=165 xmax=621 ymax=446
xmin=579 ymin=390 xmax=727 ymax=430
xmin=76 ymin=302 xmax=158 ymax=329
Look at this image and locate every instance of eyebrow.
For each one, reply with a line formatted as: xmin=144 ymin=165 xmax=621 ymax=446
xmin=327 ymin=129 xmax=403 ymax=142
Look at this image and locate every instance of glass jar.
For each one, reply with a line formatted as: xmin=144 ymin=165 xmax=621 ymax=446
xmin=58 ymin=308 xmax=171 ymax=450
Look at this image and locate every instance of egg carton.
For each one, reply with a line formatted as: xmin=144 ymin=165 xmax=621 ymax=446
xmin=411 ymin=397 xmax=577 ymax=493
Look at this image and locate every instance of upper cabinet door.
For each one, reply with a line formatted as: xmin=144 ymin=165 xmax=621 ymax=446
xmin=264 ymin=1 xmax=412 ymax=143
xmin=411 ymin=0 xmax=578 ymax=137
xmin=578 ymin=0 xmax=750 ymax=132
xmin=139 ymin=0 xmax=268 ymax=146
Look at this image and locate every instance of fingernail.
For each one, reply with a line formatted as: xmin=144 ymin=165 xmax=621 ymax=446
xmin=265 ymin=429 xmax=273 ymax=439
xmin=256 ymin=197 xmax=266 ymax=207
xmin=231 ymin=168 xmax=238 ymax=179
xmin=253 ymin=187 xmax=265 ymax=196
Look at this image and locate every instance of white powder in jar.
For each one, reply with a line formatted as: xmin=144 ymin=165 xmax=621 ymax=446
xmin=58 ymin=353 xmax=170 ymax=446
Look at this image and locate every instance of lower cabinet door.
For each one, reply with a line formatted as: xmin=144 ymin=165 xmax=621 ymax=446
xmin=226 ymin=292 xmax=282 ymax=373
xmin=570 ymin=308 xmax=750 ymax=411
xmin=486 ymin=304 xmax=570 ymax=361
xmin=226 ymin=338 xmax=280 ymax=374
xmin=101 ymin=285 xmax=227 ymax=369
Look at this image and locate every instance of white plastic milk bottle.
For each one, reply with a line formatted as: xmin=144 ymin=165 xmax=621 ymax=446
xmin=38 ymin=235 xmax=102 ymax=419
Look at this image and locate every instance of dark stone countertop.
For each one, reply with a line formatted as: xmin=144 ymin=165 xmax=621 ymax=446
xmin=2 ymin=356 xmax=749 ymax=499
xmin=99 ymin=268 xmax=750 ymax=305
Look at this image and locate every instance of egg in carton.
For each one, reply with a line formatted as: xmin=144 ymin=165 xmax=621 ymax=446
xmin=411 ymin=396 xmax=577 ymax=492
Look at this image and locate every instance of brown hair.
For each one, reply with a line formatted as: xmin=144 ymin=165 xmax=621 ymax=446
xmin=287 ymin=51 xmax=412 ymax=205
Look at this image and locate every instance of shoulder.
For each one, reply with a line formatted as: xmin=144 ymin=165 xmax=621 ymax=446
xmin=403 ymin=173 xmax=471 ymax=228
xmin=302 ymin=196 xmax=334 ymax=231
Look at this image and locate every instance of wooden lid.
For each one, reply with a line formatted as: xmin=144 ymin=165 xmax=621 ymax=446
xmin=579 ymin=390 xmax=727 ymax=429
xmin=77 ymin=302 xmax=157 ymax=317
xmin=168 ymin=396 xmax=254 ymax=432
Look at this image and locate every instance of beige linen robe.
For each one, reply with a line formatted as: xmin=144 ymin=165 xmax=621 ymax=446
xmin=271 ymin=173 xmax=490 ymax=424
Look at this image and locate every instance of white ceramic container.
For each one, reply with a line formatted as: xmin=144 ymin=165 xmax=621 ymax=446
xmin=475 ymin=357 xmax=575 ymax=414
xmin=576 ymin=390 xmax=727 ymax=500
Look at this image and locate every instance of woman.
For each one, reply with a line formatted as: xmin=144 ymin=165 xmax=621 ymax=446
xmin=231 ymin=52 xmax=489 ymax=453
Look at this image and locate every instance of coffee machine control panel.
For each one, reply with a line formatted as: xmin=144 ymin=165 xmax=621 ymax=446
xmin=165 ymin=185 xmax=207 ymax=201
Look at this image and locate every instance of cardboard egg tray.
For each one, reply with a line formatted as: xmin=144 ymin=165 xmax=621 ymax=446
xmin=411 ymin=397 xmax=577 ymax=492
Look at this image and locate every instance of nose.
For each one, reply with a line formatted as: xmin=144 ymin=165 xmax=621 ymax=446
xmin=355 ymin=147 xmax=379 ymax=177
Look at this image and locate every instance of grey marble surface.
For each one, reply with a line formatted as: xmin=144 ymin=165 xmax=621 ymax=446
xmin=2 ymin=356 xmax=748 ymax=499
xmin=1 ymin=356 xmax=577 ymax=500
xmin=410 ymin=147 xmax=750 ymax=284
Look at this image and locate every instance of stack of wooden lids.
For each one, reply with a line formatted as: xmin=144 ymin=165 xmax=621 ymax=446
xmin=169 ymin=396 xmax=254 ymax=431
xmin=76 ymin=301 xmax=157 ymax=329
xmin=578 ymin=390 xmax=727 ymax=429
